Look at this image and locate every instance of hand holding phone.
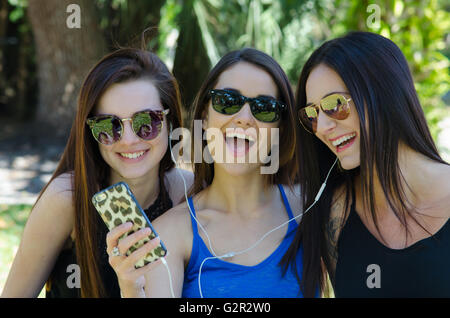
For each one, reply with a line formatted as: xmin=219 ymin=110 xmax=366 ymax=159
xmin=92 ymin=182 xmax=168 ymax=269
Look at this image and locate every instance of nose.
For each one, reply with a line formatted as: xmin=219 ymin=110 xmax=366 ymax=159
xmin=234 ymin=103 xmax=255 ymax=127
xmin=119 ymin=119 xmax=140 ymax=144
xmin=315 ymin=110 xmax=336 ymax=135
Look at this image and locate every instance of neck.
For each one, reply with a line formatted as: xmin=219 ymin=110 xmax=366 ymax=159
xmin=109 ymin=166 xmax=160 ymax=210
xmin=203 ymin=165 xmax=275 ymax=216
xmin=397 ymin=144 xmax=449 ymax=208
xmin=357 ymin=144 xmax=448 ymax=216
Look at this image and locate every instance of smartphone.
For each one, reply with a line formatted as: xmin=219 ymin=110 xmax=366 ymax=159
xmin=92 ymin=181 xmax=167 ymax=269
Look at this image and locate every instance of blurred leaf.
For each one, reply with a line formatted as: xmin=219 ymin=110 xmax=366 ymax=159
xmin=9 ymin=7 xmax=24 ymax=22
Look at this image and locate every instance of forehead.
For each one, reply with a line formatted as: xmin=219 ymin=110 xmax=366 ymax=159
xmin=305 ymin=64 xmax=348 ymax=103
xmin=96 ymin=79 xmax=162 ymax=116
xmin=215 ymin=61 xmax=278 ymax=98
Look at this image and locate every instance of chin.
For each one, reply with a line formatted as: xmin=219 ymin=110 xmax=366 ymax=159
xmin=216 ymin=162 xmax=260 ymax=177
xmin=338 ymin=157 xmax=360 ymax=170
xmin=108 ymin=156 xmax=161 ymax=182
xmin=115 ymin=167 xmax=155 ymax=181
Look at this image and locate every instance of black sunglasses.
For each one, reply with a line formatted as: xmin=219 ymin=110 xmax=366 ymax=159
xmin=86 ymin=109 xmax=169 ymax=145
xmin=209 ymin=89 xmax=286 ymax=123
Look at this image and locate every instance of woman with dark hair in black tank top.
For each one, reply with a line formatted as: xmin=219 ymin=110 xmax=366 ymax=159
xmin=289 ymin=31 xmax=450 ymax=297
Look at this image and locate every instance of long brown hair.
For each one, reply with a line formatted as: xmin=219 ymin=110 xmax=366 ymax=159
xmin=188 ymin=48 xmax=297 ymax=196
xmin=35 ymin=48 xmax=182 ymax=297
xmin=285 ymin=31 xmax=448 ymax=297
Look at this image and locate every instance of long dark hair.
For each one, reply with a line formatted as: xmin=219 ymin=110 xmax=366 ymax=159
xmin=283 ymin=31 xmax=447 ymax=296
xmin=188 ymin=47 xmax=298 ymax=196
xmin=36 ymin=47 xmax=182 ymax=297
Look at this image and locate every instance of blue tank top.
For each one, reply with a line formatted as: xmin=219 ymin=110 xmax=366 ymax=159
xmin=182 ymin=184 xmax=305 ymax=298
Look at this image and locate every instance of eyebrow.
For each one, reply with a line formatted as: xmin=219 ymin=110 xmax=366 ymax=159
xmin=221 ymin=87 xmax=277 ymax=100
xmin=306 ymin=91 xmax=350 ymax=106
xmin=95 ymin=107 xmax=161 ymax=118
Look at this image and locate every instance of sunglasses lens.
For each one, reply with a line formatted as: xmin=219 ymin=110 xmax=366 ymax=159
xmin=211 ymin=91 xmax=243 ymax=115
xmin=91 ymin=117 xmax=122 ymax=145
xmin=321 ymin=94 xmax=350 ymax=120
xmin=132 ymin=111 xmax=162 ymax=140
xmin=298 ymin=106 xmax=318 ymax=132
xmin=251 ymin=99 xmax=279 ymax=122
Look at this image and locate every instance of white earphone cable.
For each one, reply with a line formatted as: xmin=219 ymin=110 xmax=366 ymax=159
xmin=168 ymin=123 xmax=338 ymax=298
xmin=160 ymin=257 xmax=175 ymax=298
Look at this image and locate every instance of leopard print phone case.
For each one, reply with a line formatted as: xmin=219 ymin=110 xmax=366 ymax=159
xmin=92 ymin=182 xmax=167 ymax=268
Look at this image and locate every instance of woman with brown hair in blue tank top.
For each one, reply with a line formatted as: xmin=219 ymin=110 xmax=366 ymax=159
xmin=105 ymin=48 xmax=312 ymax=298
xmin=287 ymin=31 xmax=450 ymax=297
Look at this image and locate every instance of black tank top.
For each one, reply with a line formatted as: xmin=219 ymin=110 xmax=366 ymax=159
xmin=45 ymin=185 xmax=173 ymax=298
xmin=335 ymin=187 xmax=450 ymax=298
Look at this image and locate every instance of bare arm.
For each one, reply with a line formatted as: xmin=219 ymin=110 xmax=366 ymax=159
xmin=107 ymin=202 xmax=192 ymax=298
xmin=144 ymin=203 xmax=191 ymax=297
xmin=1 ymin=174 xmax=74 ymax=297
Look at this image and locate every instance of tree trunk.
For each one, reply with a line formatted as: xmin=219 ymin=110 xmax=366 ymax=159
xmin=105 ymin=0 xmax=165 ymax=50
xmin=27 ymin=0 xmax=106 ymax=138
xmin=173 ymin=0 xmax=211 ymax=113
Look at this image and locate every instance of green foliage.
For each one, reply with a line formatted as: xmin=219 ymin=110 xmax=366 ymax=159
xmin=0 ymin=204 xmax=32 ymax=292
xmin=169 ymin=0 xmax=327 ymax=84
xmin=7 ymin=0 xmax=28 ymax=22
xmin=0 ymin=204 xmax=45 ymax=296
xmin=156 ymin=0 xmax=182 ymax=68
xmin=317 ymin=0 xmax=450 ymax=140
xmin=0 ymin=204 xmax=30 ymax=240
xmin=94 ymin=0 xmax=165 ymax=49
xmin=116 ymin=0 xmax=450 ymax=142
xmin=164 ymin=0 xmax=449 ymax=141
xmin=4 ymin=0 xmax=449 ymax=144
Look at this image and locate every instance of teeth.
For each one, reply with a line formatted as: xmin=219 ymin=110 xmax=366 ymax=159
xmin=119 ymin=151 xmax=146 ymax=159
xmin=331 ymin=133 xmax=356 ymax=147
xmin=225 ymin=132 xmax=256 ymax=143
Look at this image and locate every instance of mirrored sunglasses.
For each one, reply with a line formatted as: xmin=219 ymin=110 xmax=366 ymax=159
xmin=86 ymin=109 xmax=169 ymax=145
xmin=298 ymin=93 xmax=351 ymax=133
xmin=209 ymin=89 xmax=286 ymax=123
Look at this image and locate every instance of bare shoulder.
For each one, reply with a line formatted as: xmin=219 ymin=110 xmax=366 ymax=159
xmin=151 ymin=200 xmax=193 ymax=261
xmin=35 ymin=172 xmax=74 ymax=214
xmin=153 ymin=200 xmax=191 ymax=231
xmin=1 ymin=172 xmax=75 ymax=297
xmin=165 ymin=168 xmax=194 ymax=205
xmin=28 ymin=172 xmax=75 ymax=237
xmin=44 ymin=172 xmax=73 ymax=194
xmin=431 ymin=163 xmax=450 ymax=217
xmin=21 ymin=172 xmax=75 ymax=259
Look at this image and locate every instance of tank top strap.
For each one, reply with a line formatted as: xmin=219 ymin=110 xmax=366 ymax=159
xmin=188 ymin=187 xmax=294 ymax=240
xmin=187 ymin=197 xmax=199 ymax=235
xmin=277 ymin=184 xmax=297 ymax=233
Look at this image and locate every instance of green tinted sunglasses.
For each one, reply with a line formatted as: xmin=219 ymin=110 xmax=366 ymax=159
xmin=86 ymin=109 xmax=169 ymax=145
xmin=209 ymin=89 xmax=286 ymax=123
